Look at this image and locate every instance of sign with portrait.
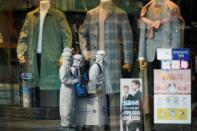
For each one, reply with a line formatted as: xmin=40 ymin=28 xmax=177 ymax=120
xmin=120 ymin=79 xmax=142 ymax=131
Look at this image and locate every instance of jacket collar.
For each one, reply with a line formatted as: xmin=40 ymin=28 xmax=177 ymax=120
xmin=89 ymin=3 xmax=115 ymax=19
xmin=33 ymin=7 xmax=54 ymax=16
xmin=141 ymin=0 xmax=178 ymax=17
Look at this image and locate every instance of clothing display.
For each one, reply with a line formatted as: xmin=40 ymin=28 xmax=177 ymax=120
xmin=138 ymin=0 xmax=184 ymax=62
xmin=59 ymin=48 xmax=79 ymax=127
xmin=1 ymin=0 xmax=196 ymax=131
xmin=138 ymin=1 xmax=185 ymax=131
xmin=79 ymin=2 xmax=133 ymax=94
xmin=16 ymin=6 xmax=72 ymax=90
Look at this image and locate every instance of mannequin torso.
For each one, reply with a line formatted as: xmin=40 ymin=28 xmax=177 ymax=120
xmin=79 ymin=0 xmax=133 ymax=93
xmin=138 ymin=0 xmax=183 ymax=69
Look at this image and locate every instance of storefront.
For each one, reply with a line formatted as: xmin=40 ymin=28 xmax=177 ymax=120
xmin=0 ymin=0 xmax=196 ymax=131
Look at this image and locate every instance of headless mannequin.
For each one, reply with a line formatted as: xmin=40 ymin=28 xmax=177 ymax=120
xmin=17 ymin=0 xmax=51 ymax=64
xmin=84 ymin=0 xmax=132 ymax=72
xmin=139 ymin=0 xmax=167 ymax=70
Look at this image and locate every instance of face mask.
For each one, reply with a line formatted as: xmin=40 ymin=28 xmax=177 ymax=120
xmin=96 ymin=50 xmax=105 ymax=63
xmin=73 ymin=59 xmax=81 ymax=67
xmin=73 ymin=54 xmax=83 ymax=67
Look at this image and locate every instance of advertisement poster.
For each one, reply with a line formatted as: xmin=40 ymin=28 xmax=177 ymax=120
xmin=154 ymin=69 xmax=191 ymax=124
xmin=154 ymin=70 xmax=191 ymax=94
xmin=120 ymin=79 xmax=142 ymax=131
xmin=154 ymin=94 xmax=191 ymax=124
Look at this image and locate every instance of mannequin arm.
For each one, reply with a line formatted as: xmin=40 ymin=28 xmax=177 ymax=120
xmin=139 ymin=59 xmax=147 ymax=70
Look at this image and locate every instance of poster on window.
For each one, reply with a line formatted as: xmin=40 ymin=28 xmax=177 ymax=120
xmin=120 ymin=79 xmax=142 ymax=131
xmin=154 ymin=94 xmax=191 ymax=124
xmin=154 ymin=70 xmax=191 ymax=94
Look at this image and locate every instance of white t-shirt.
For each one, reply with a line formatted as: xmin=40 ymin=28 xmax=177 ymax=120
xmin=36 ymin=11 xmax=47 ymax=53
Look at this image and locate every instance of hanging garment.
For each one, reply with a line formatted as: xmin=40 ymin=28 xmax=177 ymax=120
xmin=17 ymin=7 xmax=72 ymax=90
xmin=79 ymin=3 xmax=133 ymax=94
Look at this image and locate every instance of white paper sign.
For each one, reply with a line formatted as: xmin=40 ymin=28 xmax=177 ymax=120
xmin=157 ymin=48 xmax=172 ymax=60
xmin=171 ymin=60 xmax=180 ymax=69
xmin=161 ymin=61 xmax=171 ymax=70
xmin=181 ymin=60 xmax=189 ymax=69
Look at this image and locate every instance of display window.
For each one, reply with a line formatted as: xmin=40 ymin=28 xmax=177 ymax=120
xmin=0 ymin=0 xmax=196 ymax=131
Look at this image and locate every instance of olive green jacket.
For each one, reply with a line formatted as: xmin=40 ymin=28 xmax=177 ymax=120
xmin=17 ymin=7 xmax=72 ymax=90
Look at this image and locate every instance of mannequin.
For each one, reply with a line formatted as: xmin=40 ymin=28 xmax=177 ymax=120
xmin=17 ymin=0 xmax=72 ymax=107
xmin=17 ymin=0 xmax=51 ymax=64
xmin=79 ymin=0 xmax=133 ymax=94
xmin=138 ymin=0 xmax=184 ymax=69
xmin=79 ymin=1 xmax=133 ymax=130
xmin=138 ymin=0 xmax=184 ymax=130
xmin=17 ymin=0 xmax=50 ymax=62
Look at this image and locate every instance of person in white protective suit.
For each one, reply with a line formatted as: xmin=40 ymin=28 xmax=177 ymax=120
xmin=59 ymin=47 xmax=79 ymax=129
xmin=71 ymin=54 xmax=83 ymax=81
xmin=88 ymin=50 xmax=105 ymax=94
